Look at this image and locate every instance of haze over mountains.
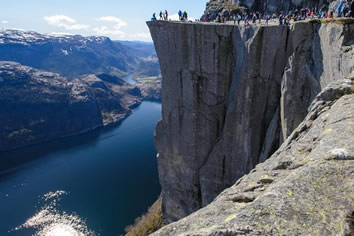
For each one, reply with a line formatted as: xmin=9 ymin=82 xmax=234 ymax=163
xmin=0 ymin=29 xmax=160 ymax=78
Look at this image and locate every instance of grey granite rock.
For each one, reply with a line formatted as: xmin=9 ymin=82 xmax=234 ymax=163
xmin=151 ymin=77 xmax=354 ymax=236
xmin=147 ymin=20 xmax=354 ymax=223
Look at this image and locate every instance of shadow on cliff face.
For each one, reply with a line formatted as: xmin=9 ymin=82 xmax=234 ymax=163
xmin=348 ymin=211 xmax=354 ymax=235
xmin=0 ymin=119 xmax=125 ymax=181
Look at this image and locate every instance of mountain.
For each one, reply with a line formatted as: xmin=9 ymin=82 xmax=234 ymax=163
xmin=0 ymin=29 xmax=160 ymax=79
xmin=117 ymin=41 xmax=156 ymax=58
xmin=0 ymin=61 xmax=160 ymax=152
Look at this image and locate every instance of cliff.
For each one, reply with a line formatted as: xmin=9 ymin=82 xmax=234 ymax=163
xmin=147 ymin=19 xmax=354 ymax=223
xmin=151 ymin=76 xmax=354 ymax=235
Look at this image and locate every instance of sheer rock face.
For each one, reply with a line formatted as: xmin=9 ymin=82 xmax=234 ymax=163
xmin=147 ymin=20 xmax=354 ymax=223
xmin=151 ymin=77 xmax=354 ymax=235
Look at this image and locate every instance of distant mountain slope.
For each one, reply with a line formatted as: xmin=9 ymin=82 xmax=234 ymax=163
xmin=0 ymin=61 xmax=160 ymax=151
xmin=117 ymin=41 xmax=156 ymax=58
xmin=0 ymin=29 xmax=160 ymax=79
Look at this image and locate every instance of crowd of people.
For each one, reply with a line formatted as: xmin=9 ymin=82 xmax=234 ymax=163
xmin=206 ymin=0 xmax=354 ymax=26
xmin=151 ymin=10 xmax=189 ymax=21
xmin=151 ymin=0 xmax=353 ymax=26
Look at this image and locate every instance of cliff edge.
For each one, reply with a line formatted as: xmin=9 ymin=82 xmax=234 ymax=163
xmin=147 ymin=19 xmax=354 ymax=224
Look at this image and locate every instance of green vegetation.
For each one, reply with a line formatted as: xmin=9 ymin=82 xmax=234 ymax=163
xmin=125 ymin=197 xmax=165 ymax=236
xmin=135 ymin=76 xmax=159 ymax=83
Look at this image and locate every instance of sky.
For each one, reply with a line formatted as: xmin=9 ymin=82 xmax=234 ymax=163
xmin=0 ymin=0 xmax=206 ymax=41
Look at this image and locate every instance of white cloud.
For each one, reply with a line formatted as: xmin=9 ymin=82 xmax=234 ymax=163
xmin=92 ymin=16 xmax=129 ymax=39
xmin=96 ymin=16 xmax=127 ymax=29
xmin=44 ymin=15 xmax=90 ymax=31
xmin=1 ymin=20 xmax=8 ymax=24
xmin=92 ymin=26 xmax=126 ymax=38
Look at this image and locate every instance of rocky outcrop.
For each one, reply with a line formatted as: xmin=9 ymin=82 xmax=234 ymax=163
xmin=151 ymin=77 xmax=354 ymax=235
xmin=80 ymin=74 xmax=143 ymax=125
xmin=147 ymin=20 xmax=354 ymax=222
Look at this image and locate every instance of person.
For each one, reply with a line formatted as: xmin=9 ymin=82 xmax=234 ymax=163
xmin=328 ymin=10 xmax=333 ymax=18
xmin=317 ymin=11 xmax=323 ymax=18
xmin=244 ymin=14 xmax=249 ymax=26
xmin=178 ymin=10 xmax=182 ymax=20
xmin=252 ymin=13 xmax=257 ymax=24
xmin=152 ymin=13 xmax=156 ymax=21
xmin=337 ymin=0 xmax=344 ymax=17
xmin=310 ymin=11 xmax=315 ymax=19
xmin=238 ymin=14 xmax=242 ymax=25
xmin=265 ymin=14 xmax=269 ymax=25
xmin=183 ymin=11 xmax=188 ymax=21
xmin=233 ymin=14 xmax=237 ymax=24
xmin=165 ymin=10 xmax=168 ymax=20
xmin=215 ymin=15 xmax=220 ymax=23
xmin=256 ymin=12 xmax=261 ymax=24
xmin=159 ymin=11 xmax=163 ymax=20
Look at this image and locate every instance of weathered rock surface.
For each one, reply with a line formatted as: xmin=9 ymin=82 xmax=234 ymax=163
xmin=151 ymin=76 xmax=354 ymax=235
xmin=147 ymin=20 xmax=354 ymax=223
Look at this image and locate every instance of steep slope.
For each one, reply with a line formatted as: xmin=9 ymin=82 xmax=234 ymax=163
xmin=151 ymin=76 xmax=354 ymax=235
xmin=0 ymin=29 xmax=160 ymax=78
xmin=147 ymin=20 xmax=354 ymax=222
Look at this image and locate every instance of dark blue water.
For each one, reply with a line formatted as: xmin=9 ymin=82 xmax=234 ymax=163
xmin=0 ymin=101 xmax=161 ymax=236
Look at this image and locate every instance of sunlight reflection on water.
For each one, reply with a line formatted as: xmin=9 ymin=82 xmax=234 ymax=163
xmin=13 ymin=190 xmax=96 ymax=236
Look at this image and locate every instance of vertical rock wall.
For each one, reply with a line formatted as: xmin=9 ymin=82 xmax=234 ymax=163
xmin=147 ymin=20 xmax=354 ymax=222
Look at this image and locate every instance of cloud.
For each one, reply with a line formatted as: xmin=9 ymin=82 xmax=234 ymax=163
xmin=44 ymin=15 xmax=90 ymax=30
xmin=96 ymin=16 xmax=127 ymax=29
xmin=92 ymin=16 xmax=128 ymax=38
xmin=1 ymin=20 xmax=9 ymax=24
xmin=92 ymin=26 xmax=126 ymax=38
